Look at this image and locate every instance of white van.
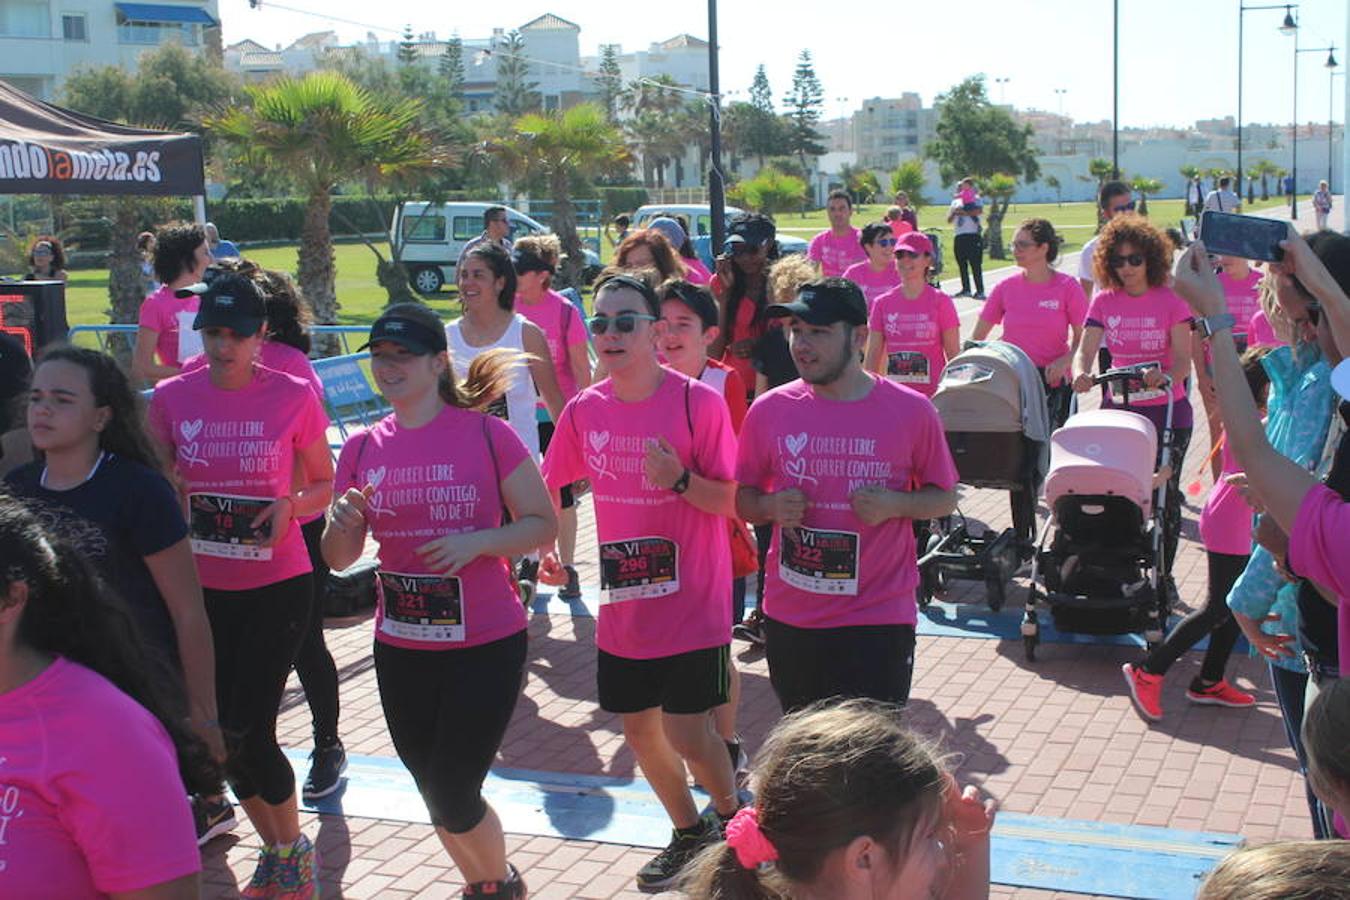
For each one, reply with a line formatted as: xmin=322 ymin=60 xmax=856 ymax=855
xmin=390 ymin=201 xmax=600 ymax=295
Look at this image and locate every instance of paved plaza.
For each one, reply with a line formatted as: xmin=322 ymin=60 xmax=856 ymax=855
xmin=203 ymin=204 xmax=1341 ymax=899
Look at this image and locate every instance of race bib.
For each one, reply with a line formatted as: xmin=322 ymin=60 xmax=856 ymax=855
xmin=377 ymin=571 xmax=465 ymax=643
xmin=1108 ymin=361 xmax=1166 ymax=403
xmin=599 ymin=536 xmax=679 ymax=603
xmin=176 ymin=310 xmax=203 ymax=364
xmin=886 ymin=350 xmax=930 ymax=384
xmin=188 ymin=493 xmax=273 ymax=560
xmin=779 ymin=526 xmax=860 ymax=595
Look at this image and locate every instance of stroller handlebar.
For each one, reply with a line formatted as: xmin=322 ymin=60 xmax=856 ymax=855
xmin=1091 ymin=364 xmax=1172 ymax=389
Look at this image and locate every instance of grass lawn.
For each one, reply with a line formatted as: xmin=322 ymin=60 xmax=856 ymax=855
xmin=59 ymin=196 xmax=1294 ymax=329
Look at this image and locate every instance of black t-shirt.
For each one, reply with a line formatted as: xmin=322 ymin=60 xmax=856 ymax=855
xmin=0 ymin=331 xmax=31 ymax=437
xmin=752 ymin=323 xmax=798 ymax=391
xmin=5 ymin=454 xmax=188 ymax=658
xmin=1296 ymin=399 xmax=1349 ymax=670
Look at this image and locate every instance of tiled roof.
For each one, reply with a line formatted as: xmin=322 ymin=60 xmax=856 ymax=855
xmin=658 ymin=34 xmax=707 ymax=50
xmin=520 ymin=13 xmax=579 ymax=31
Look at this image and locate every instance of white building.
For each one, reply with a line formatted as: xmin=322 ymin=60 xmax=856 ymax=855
xmin=582 ymin=34 xmax=710 ymax=94
xmin=852 ymin=94 xmax=938 ymax=170
xmin=223 ymin=30 xmax=337 ymax=82
xmin=0 ymin=0 xmax=219 ymax=99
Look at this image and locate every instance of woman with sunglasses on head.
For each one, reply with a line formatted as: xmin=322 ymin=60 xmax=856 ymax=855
xmin=972 ymin=218 xmax=1087 ymax=430
xmin=0 ymin=494 xmax=220 ymax=899
xmin=1072 ymin=215 xmax=1193 ymax=583
xmin=324 ymin=304 xmax=556 ymax=899
xmin=864 ymin=231 xmax=960 ymax=398
xmin=842 ymin=223 xmax=902 ymax=313
xmin=147 ymin=271 xmax=333 ymax=898
xmin=24 ymin=235 xmax=68 ymax=282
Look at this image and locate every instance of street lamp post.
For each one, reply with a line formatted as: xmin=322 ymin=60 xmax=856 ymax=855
xmin=1238 ymin=3 xmax=1298 ymax=200
xmin=1332 ymin=68 xmax=1344 ymax=190
xmin=1055 ymin=88 xmax=1068 ymax=154
xmin=706 ymin=0 xmax=725 ymax=260
xmin=1294 ymin=42 xmax=1336 ymax=219
xmin=994 ymin=77 xmax=1011 ymax=104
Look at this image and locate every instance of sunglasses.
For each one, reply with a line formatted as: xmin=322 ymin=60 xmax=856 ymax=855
xmin=1109 ymin=201 xmax=1137 ymax=214
xmin=1109 ymin=253 xmax=1146 ymax=268
xmin=1012 ymin=239 xmax=1040 ymax=250
xmin=729 ymin=242 xmax=762 ymax=256
xmin=896 ymin=249 xmax=926 ymax=259
xmin=588 ymin=313 xmax=657 ymax=335
xmin=874 ymin=237 xmax=898 ymax=247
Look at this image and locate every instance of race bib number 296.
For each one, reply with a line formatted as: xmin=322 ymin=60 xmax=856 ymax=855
xmin=599 ymin=537 xmax=679 ymax=604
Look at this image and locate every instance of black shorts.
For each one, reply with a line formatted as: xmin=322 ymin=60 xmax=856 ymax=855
xmin=763 ymin=616 xmax=916 ymax=714
xmin=597 ymin=644 xmax=730 ymax=715
xmin=537 ymin=420 xmax=575 ymax=509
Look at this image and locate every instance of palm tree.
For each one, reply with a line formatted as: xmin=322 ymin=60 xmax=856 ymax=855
xmin=488 ymin=103 xmax=630 ymax=287
xmin=625 ymin=110 xmax=685 ymax=188
xmin=623 ymin=75 xmax=685 ymax=118
xmin=1087 ymin=158 xmax=1114 ymax=192
xmin=209 ymin=71 xmax=445 ymax=326
xmin=1178 ymin=163 xmax=1201 ymax=183
xmin=983 ymin=173 xmax=1019 ymax=259
xmin=889 ymin=159 xmax=929 ymax=207
xmin=1204 ymin=167 xmax=1226 ymax=191
xmin=1130 ymin=175 xmax=1163 ymax=216
xmin=1246 ymin=167 xmax=1260 ymax=204
xmin=1254 ymin=159 xmax=1277 ymax=200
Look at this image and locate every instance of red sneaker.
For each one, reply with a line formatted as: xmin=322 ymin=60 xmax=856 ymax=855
xmin=1122 ymin=663 xmax=1164 ymax=721
xmin=1186 ymin=679 xmax=1255 ymax=708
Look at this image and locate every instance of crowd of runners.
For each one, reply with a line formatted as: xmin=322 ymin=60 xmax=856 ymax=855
xmin=1 ymin=188 xmax=1350 ymax=900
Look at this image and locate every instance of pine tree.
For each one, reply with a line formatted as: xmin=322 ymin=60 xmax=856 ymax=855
xmin=493 ymin=29 xmax=539 ymax=117
xmin=439 ymin=34 xmax=464 ymax=98
xmin=397 ymin=24 xmax=418 ymax=68
xmin=783 ymin=50 xmax=825 ymax=172
xmin=749 ymin=65 xmax=773 ymax=114
xmin=597 ymin=44 xmax=623 ymax=123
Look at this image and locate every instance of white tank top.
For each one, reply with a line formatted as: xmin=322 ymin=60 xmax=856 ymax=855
xmin=446 ymin=313 xmax=540 ymax=457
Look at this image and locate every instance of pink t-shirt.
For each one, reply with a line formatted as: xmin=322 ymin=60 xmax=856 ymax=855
xmin=1217 ymin=269 xmax=1262 ymax=336
xmin=979 ymin=270 xmax=1088 ymax=370
xmin=1287 ymin=484 xmax=1350 ymax=676
xmin=334 ymin=405 xmax=530 ymax=650
xmin=541 ymin=371 xmax=735 ymax=659
xmin=867 ymin=284 xmax=960 ymax=396
xmin=148 ymin=365 xmax=328 ymax=591
xmin=0 ymin=657 xmax=199 ymax=898
xmin=736 ymin=376 xmax=959 ymax=629
xmin=808 ymin=228 xmax=867 ymax=277
xmin=1085 ymin=286 xmax=1194 ymax=406
xmin=136 ymin=285 xmax=200 ymax=369
xmin=842 ymin=260 xmax=902 ymax=312
xmin=1248 ymin=309 xmax=1283 ymax=349
xmin=1198 ymin=441 xmax=1255 ymax=556
xmin=515 ymin=290 xmax=587 ymax=402
xmin=683 ymin=257 xmax=713 ymax=286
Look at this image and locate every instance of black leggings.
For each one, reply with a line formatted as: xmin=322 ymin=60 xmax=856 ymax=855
xmin=374 ymin=629 xmax=527 ymax=833
xmin=297 ymin=517 xmax=341 ymax=747
xmin=953 ymin=232 xmax=985 ymax=295
xmin=206 ymin=573 xmax=312 ymax=804
xmin=1160 ymin=427 xmax=1193 ymax=575
xmin=1143 ymin=551 xmax=1247 ymax=683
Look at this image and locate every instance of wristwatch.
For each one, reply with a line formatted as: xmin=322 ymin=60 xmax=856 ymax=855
xmin=671 ymin=468 xmax=692 ymax=495
xmin=1194 ymin=313 xmax=1236 ymax=340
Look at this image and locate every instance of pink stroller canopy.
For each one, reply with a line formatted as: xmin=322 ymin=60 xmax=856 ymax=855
xmin=1044 ymin=409 xmax=1158 ymax=516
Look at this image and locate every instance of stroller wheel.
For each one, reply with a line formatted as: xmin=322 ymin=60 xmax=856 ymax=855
xmin=1023 ymin=634 xmax=1037 ymax=661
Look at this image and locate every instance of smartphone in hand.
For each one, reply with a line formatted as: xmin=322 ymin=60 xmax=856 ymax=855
xmin=1199 ymin=211 xmax=1286 ymax=263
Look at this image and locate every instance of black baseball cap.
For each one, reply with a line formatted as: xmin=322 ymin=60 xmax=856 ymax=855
xmin=357 ymin=309 xmax=448 ymax=355
xmin=659 ymin=281 xmax=719 ymax=330
xmin=724 ymin=215 xmax=776 ymax=251
xmin=767 ymin=278 xmax=868 ymax=327
xmin=512 ymin=246 xmax=555 ymax=274
xmin=178 ymin=273 xmax=267 ymax=334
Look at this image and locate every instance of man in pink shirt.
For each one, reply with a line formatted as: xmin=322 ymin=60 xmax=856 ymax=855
xmin=808 ymin=190 xmax=868 ymax=277
xmin=736 ymin=278 xmax=959 ymax=713
xmin=540 ymin=272 xmax=741 ymax=890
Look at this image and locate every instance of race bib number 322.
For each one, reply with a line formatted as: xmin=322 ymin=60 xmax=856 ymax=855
xmin=599 ymin=537 xmax=678 ymax=604
xmin=188 ymin=493 xmax=273 ymax=561
xmin=779 ymin=526 xmax=860 ymax=595
xmin=378 ymin=571 xmax=466 ymax=643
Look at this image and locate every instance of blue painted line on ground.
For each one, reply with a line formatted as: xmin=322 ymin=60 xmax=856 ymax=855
xmin=284 ymin=750 xmax=1242 ymax=899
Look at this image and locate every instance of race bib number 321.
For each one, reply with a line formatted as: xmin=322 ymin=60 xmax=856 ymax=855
xmin=779 ymin=526 xmax=860 ymax=595
xmin=599 ymin=537 xmax=678 ymax=604
xmin=188 ymin=493 xmax=273 ymax=561
xmin=378 ymin=571 xmax=465 ymax=643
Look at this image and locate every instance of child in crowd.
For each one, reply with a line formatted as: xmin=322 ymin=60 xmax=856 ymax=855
xmin=957 ymin=178 xmax=981 ymax=212
xmin=1196 ymin=840 xmax=1350 ymax=899
xmin=1304 ymin=677 xmax=1350 ymax=831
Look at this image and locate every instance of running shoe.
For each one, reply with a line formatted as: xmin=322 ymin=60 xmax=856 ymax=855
xmin=302 ymin=741 xmax=348 ymax=802
xmin=973 ymin=291 xmax=987 ymax=300
xmin=954 ymin=290 xmax=972 ymax=298
xmin=273 ymin=833 xmax=319 ymax=900
xmin=193 ymin=795 xmax=237 ymax=846
xmin=1186 ymin=679 xmax=1256 ymax=708
xmin=559 ymin=565 xmax=582 ymax=601
xmin=240 ymin=846 xmax=279 ymax=899
xmin=1122 ymin=662 xmax=1164 ymax=721
xmin=635 ymin=816 xmax=718 ymax=890
xmin=463 ymin=863 xmax=527 ymax=898
xmin=732 ymin=610 xmax=766 ymax=646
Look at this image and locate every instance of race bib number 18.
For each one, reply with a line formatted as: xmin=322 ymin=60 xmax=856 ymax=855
xmin=779 ymin=526 xmax=860 ymax=595
xmin=378 ymin=571 xmax=466 ymax=643
xmin=599 ymin=537 xmax=679 ymax=604
xmin=188 ymin=493 xmax=273 ymax=561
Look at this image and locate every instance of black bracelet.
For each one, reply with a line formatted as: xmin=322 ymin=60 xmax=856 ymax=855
xmin=671 ymin=468 xmax=692 ymax=495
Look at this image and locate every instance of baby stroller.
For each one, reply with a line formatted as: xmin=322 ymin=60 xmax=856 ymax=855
xmin=919 ymin=341 xmax=1050 ymax=611
xmin=1022 ymin=365 xmax=1175 ymax=661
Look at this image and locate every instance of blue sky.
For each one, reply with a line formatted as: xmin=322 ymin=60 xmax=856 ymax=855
xmin=218 ymin=0 xmax=1349 ymax=130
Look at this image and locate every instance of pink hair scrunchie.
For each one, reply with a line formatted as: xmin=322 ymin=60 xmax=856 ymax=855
xmin=724 ymin=806 xmax=779 ymax=868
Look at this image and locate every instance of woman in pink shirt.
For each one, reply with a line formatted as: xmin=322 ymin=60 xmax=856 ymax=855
xmin=0 ymin=495 xmax=218 ymax=899
xmin=972 ymin=218 xmax=1087 ymax=429
xmin=648 ymin=215 xmax=713 ymax=285
xmin=132 ymin=223 xmax=213 ymax=386
xmin=148 ymin=271 xmax=333 ymax=898
xmin=863 ymin=231 xmax=960 ymax=397
xmin=324 ymin=303 xmax=556 ymax=899
xmin=1195 ymin=256 xmax=1267 ymax=477
xmin=842 ymin=222 xmax=902 ymax=312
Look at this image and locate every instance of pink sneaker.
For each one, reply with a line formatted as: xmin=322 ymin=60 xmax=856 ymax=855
xmin=1186 ymin=679 xmax=1255 ymax=708
xmin=1122 ymin=662 xmax=1164 ymax=721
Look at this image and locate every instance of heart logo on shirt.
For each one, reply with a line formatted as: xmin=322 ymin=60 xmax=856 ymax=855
xmin=365 ymin=466 xmax=387 ymax=489
xmin=178 ymin=442 xmax=208 ymax=468
xmin=588 ymin=430 xmax=611 ymax=453
xmin=783 ymin=456 xmax=818 ymax=486
xmin=587 ymin=453 xmax=617 ymax=480
xmin=1106 ymin=315 xmax=1122 ymax=331
xmin=180 ymin=418 xmax=203 ymax=443
xmin=785 ymin=432 xmax=808 ymax=457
